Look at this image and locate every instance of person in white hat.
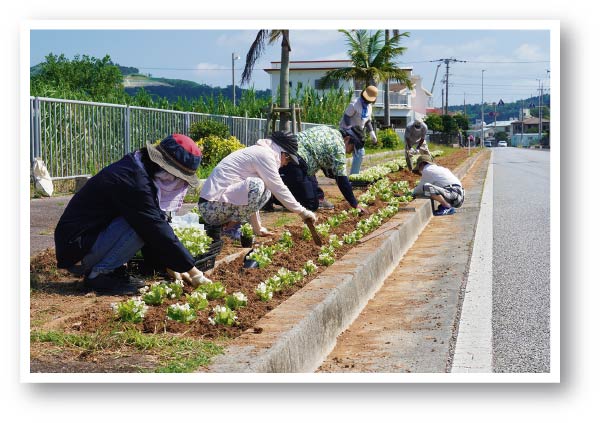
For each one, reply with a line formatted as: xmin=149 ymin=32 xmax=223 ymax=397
xmin=339 ymin=85 xmax=379 ymax=175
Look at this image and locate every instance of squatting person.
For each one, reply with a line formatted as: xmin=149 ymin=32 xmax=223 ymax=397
xmin=404 ymin=120 xmax=431 ymax=172
xmin=54 ymin=134 xmax=211 ymax=294
xmin=197 ymin=131 xmax=317 ymax=241
xmin=412 ymin=154 xmax=465 ymax=216
xmin=263 ymin=126 xmax=367 ymax=214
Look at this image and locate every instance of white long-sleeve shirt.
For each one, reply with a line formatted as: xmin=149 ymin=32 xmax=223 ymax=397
xmin=200 ymin=138 xmax=305 ymax=214
xmin=413 ymin=163 xmax=461 ymax=196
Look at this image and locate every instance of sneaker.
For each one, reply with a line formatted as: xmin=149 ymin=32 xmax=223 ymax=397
xmin=318 ymin=198 xmax=335 ymax=210
xmin=83 ymin=271 xmax=146 ymax=295
xmin=222 ymin=223 xmax=242 ymax=240
xmin=433 ymin=206 xmax=456 ymax=216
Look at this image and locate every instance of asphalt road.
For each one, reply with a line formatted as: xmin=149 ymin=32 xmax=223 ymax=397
xmin=491 ymin=147 xmax=551 ymax=372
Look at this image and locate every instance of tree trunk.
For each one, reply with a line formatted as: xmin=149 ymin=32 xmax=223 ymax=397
xmin=279 ymin=30 xmax=291 ymax=131
xmin=383 ymin=30 xmax=391 ymax=128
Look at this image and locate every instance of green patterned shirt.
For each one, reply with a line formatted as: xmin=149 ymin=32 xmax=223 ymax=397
xmin=297 ymin=126 xmax=347 ymax=177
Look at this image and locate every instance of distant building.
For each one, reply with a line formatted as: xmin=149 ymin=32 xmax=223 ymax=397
xmin=511 ymin=117 xmax=550 ymax=135
xmin=264 ymin=59 xmax=432 ymax=128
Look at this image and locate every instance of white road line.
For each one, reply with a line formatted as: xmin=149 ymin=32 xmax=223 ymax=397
xmin=452 ymin=151 xmax=494 ymax=373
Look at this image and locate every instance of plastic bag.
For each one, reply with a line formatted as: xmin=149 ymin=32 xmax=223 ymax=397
xmin=169 ymin=212 xmax=204 ymax=231
xmin=32 ymin=158 xmax=53 ymax=197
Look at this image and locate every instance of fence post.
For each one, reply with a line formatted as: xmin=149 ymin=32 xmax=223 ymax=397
xmin=124 ymin=106 xmax=131 ymax=154
xmin=244 ymin=111 xmax=248 ymax=145
xmin=185 ymin=112 xmax=190 ymax=136
xmin=32 ymin=97 xmax=41 ymax=163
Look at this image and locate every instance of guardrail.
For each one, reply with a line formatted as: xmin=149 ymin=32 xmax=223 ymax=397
xmin=30 ymin=97 xmax=327 ymax=180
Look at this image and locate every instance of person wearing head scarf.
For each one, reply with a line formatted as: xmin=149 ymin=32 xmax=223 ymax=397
xmin=54 ymin=134 xmax=210 ymax=294
xmin=197 ymin=131 xmax=317 ymax=241
xmin=339 ymin=85 xmax=379 ymax=175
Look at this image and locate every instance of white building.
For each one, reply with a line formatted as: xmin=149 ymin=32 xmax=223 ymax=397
xmin=264 ymin=59 xmax=432 ymax=128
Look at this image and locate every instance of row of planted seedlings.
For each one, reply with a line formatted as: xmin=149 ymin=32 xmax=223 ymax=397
xmin=109 ymin=162 xmax=416 ymax=338
xmin=348 ymin=149 xmax=444 ymax=185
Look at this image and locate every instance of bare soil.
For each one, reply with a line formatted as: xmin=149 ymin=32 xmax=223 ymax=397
xmin=29 ymin=148 xmax=471 ymax=372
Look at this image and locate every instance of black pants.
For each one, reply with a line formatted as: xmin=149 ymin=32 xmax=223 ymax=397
xmin=265 ymin=162 xmax=323 ymax=211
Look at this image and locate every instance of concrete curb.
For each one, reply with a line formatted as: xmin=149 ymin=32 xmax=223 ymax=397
xmin=206 ymin=150 xmax=483 ymax=373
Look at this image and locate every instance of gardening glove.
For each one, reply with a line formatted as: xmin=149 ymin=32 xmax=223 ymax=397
xmin=299 ymin=209 xmax=317 ymax=224
xmin=409 ymin=148 xmax=418 ymax=155
xmin=370 ymin=130 xmax=377 ymax=145
xmin=355 ymin=205 xmax=368 ymax=215
xmin=190 ymin=272 xmax=212 ymax=288
xmin=166 ymin=268 xmax=185 ymax=282
xmin=258 ymin=227 xmax=273 ymax=237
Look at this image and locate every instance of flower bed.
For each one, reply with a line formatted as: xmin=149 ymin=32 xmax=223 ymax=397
xmin=74 ymin=175 xmax=415 ymax=339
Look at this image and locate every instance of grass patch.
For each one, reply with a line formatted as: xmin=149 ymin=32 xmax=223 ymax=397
xmin=31 ymin=328 xmax=224 ymax=373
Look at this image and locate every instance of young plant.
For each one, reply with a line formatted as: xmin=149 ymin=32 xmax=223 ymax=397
xmin=167 ymin=303 xmax=197 ymax=324
xmin=209 ymin=305 xmax=237 ymax=326
xmin=240 ymin=223 xmax=254 ymax=238
xmin=303 ymin=260 xmax=318 ymax=275
xmin=318 ymin=253 xmax=335 ymax=266
xmin=185 ymin=291 xmax=209 ymax=311
xmin=225 ymin=292 xmax=248 ymax=310
xmin=278 ymin=230 xmax=294 ymax=249
xmin=111 ymin=297 xmax=148 ymax=323
xmin=174 ymin=227 xmax=213 ymax=257
xmin=166 ymin=280 xmax=185 ymax=299
xmin=139 ymin=282 xmax=167 ymax=306
xmin=302 ymin=225 xmax=312 ymax=241
xmin=328 ymin=234 xmax=344 ymax=249
xmin=315 ymin=223 xmax=331 ymax=238
xmin=255 ymin=282 xmax=273 ymax=302
xmin=196 ymin=281 xmax=226 ymax=300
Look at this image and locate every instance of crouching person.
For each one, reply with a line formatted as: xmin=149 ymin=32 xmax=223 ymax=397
xmin=54 ymin=134 xmax=211 ymax=295
xmin=197 ymin=131 xmax=317 ymax=241
xmin=412 ymin=155 xmax=465 ymax=216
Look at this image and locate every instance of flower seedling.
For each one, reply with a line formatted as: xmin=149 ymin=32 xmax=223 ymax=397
xmin=303 ymin=260 xmax=318 ymax=275
xmin=185 ymin=291 xmax=209 ymax=311
xmin=196 ymin=281 xmax=226 ymax=300
xmin=279 ymin=230 xmax=294 ymax=249
xmin=139 ymin=282 xmax=167 ymax=306
xmin=209 ymin=305 xmax=237 ymax=326
xmin=167 ymin=303 xmax=197 ymax=324
xmin=166 ymin=280 xmax=184 ymax=299
xmin=328 ymin=234 xmax=344 ymax=249
xmin=225 ymin=292 xmax=248 ymax=310
xmin=318 ymin=253 xmax=335 ymax=266
xmin=111 ymin=297 xmax=148 ymax=323
xmin=240 ymin=223 xmax=254 ymax=238
xmin=174 ymin=227 xmax=213 ymax=258
xmin=255 ymin=282 xmax=273 ymax=302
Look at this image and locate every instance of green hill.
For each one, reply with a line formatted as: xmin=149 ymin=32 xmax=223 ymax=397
xmin=448 ymin=94 xmax=550 ymax=124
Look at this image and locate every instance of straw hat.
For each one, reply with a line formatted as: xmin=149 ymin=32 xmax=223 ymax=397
xmin=361 ymin=85 xmax=379 ymax=103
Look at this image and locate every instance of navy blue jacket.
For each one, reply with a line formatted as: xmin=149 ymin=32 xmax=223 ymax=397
xmin=54 ymin=154 xmax=195 ymax=272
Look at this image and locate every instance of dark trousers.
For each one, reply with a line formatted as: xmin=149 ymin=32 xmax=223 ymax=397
xmin=265 ymin=163 xmax=323 ymax=211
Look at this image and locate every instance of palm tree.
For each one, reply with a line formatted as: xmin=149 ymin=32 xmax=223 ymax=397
xmin=322 ymin=29 xmax=413 ymax=97
xmin=241 ymin=30 xmax=291 ymax=131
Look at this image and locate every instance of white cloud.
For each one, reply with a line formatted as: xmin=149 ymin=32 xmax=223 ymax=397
xmin=514 ymin=43 xmax=545 ymax=61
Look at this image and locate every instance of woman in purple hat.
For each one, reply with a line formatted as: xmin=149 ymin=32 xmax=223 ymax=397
xmin=54 ymin=134 xmax=209 ymax=294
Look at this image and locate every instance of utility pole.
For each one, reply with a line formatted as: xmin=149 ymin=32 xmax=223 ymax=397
xmin=431 ymin=58 xmax=466 ymax=115
xmin=464 ymin=93 xmax=466 ymax=116
xmin=441 ymin=87 xmax=445 ymax=112
xmin=481 ymin=69 xmax=485 ymax=147
xmin=384 ymin=30 xmax=391 ymax=128
xmin=538 ymin=80 xmax=543 ymax=144
xmin=521 ymin=99 xmax=524 ymax=147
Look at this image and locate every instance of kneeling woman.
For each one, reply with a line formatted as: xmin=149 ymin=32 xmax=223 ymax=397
xmin=198 ymin=131 xmax=317 ymax=240
xmin=54 ymin=134 xmax=209 ymax=294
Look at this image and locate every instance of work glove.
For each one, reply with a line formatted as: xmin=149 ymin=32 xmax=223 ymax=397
xmin=190 ymin=272 xmax=212 ymax=288
xmin=409 ymin=148 xmax=418 ymax=155
xmin=258 ymin=227 xmax=273 ymax=237
xmin=370 ymin=130 xmax=377 ymax=144
xmin=299 ymin=209 xmax=317 ymax=224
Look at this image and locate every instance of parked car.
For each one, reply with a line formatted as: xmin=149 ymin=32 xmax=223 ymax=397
xmin=484 ymin=140 xmax=493 ymax=147
xmin=497 ymin=141 xmax=508 ymax=147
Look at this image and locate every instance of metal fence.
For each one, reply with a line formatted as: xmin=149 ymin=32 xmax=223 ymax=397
xmin=30 ymin=97 xmax=327 ymax=180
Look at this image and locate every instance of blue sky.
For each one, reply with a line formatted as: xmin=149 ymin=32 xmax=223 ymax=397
xmin=30 ymin=28 xmax=550 ymax=107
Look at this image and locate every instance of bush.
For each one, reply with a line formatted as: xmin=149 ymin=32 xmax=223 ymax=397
xmin=198 ymin=135 xmax=245 ymax=166
xmin=377 ymin=128 xmax=402 ymax=149
xmin=189 ymin=120 xmax=230 ymax=140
